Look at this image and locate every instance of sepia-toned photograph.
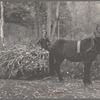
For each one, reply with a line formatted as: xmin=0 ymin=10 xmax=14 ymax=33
xmin=0 ymin=0 xmax=100 ymax=99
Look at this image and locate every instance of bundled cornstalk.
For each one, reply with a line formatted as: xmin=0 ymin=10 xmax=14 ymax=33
xmin=0 ymin=44 xmax=49 ymax=80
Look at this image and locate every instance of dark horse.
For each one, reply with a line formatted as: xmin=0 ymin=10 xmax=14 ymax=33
xmin=49 ymin=36 xmax=100 ymax=85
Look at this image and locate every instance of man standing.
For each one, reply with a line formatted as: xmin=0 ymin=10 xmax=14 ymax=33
xmin=37 ymin=25 xmax=51 ymax=51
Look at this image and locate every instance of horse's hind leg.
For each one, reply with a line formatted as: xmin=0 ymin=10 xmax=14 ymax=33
xmin=49 ymin=64 xmax=55 ymax=77
xmin=49 ymin=52 xmax=55 ymax=76
xmin=83 ymin=61 xmax=92 ymax=85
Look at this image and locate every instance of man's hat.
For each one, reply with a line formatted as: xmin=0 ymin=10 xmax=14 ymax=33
xmin=42 ymin=25 xmax=46 ymax=30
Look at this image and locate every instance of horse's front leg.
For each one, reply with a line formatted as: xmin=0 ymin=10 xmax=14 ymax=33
xmin=55 ymin=64 xmax=64 ymax=81
xmin=54 ymin=58 xmax=64 ymax=82
xmin=83 ymin=61 xmax=92 ymax=85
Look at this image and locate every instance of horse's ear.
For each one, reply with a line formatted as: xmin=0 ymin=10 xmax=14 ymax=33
xmin=97 ymin=24 xmax=99 ymax=27
xmin=96 ymin=24 xmax=98 ymax=31
xmin=94 ymin=29 xmax=97 ymax=36
xmin=96 ymin=24 xmax=100 ymax=30
xmin=96 ymin=24 xmax=99 ymax=29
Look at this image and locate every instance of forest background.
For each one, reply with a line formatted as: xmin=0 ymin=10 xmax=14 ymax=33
xmin=0 ymin=1 xmax=100 ymax=80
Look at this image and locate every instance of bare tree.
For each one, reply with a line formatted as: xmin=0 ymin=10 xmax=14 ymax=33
xmin=87 ymin=1 xmax=92 ymax=33
xmin=51 ymin=2 xmax=60 ymax=42
xmin=35 ymin=1 xmax=40 ymax=39
xmin=0 ymin=1 xmax=4 ymax=46
xmin=47 ymin=2 xmax=51 ymax=39
xmin=57 ymin=17 xmax=60 ymax=38
xmin=71 ymin=1 xmax=77 ymax=27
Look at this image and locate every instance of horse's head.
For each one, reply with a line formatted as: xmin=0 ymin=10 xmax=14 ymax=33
xmin=94 ymin=37 xmax=100 ymax=53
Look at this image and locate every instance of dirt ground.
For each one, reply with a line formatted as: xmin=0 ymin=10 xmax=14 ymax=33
xmin=0 ymin=77 xmax=100 ymax=99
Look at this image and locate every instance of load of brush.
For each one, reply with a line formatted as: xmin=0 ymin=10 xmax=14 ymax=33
xmin=0 ymin=44 xmax=49 ymax=80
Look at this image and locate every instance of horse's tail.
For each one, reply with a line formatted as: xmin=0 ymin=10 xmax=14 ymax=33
xmin=49 ymin=51 xmax=55 ymax=76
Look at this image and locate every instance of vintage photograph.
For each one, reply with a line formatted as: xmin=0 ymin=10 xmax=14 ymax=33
xmin=0 ymin=0 xmax=100 ymax=99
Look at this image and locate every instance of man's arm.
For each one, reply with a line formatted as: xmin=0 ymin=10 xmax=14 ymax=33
xmin=46 ymin=38 xmax=51 ymax=46
xmin=37 ymin=38 xmax=41 ymax=44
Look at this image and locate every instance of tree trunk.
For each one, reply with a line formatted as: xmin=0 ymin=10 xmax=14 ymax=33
xmin=35 ymin=2 xmax=40 ymax=40
xmin=47 ymin=2 xmax=51 ymax=39
xmin=88 ymin=1 xmax=91 ymax=25
xmin=0 ymin=1 xmax=4 ymax=46
xmin=72 ymin=1 xmax=77 ymax=27
xmin=87 ymin=1 xmax=92 ymax=34
xmin=51 ymin=2 xmax=60 ymax=42
xmin=57 ymin=19 xmax=60 ymax=38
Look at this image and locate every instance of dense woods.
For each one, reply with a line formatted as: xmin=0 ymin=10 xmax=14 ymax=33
xmin=2 ymin=1 xmax=100 ymax=42
xmin=0 ymin=1 xmax=100 ymax=80
xmin=1 ymin=1 xmax=100 ymax=99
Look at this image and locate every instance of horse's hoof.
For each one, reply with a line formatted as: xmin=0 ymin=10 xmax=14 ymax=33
xmin=84 ymin=82 xmax=92 ymax=87
xmin=59 ymin=78 xmax=65 ymax=83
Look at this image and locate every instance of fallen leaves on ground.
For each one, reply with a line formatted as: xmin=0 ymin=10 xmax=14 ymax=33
xmin=0 ymin=78 xmax=100 ymax=99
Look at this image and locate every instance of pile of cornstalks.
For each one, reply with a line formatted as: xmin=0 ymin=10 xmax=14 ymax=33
xmin=0 ymin=44 xmax=49 ymax=80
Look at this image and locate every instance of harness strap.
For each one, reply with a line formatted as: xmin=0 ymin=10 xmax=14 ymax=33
xmin=91 ymin=37 xmax=95 ymax=47
xmin=77 ymin=41 xmax=81 ymax=53
xmin=86 ymin=37 xmax=95 ymax=52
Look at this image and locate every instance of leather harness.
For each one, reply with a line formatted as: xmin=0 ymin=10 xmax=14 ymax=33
xmin=77 ymin=37 xmax=95 ymax=54
xmin=86 ymin=37 xmax=95 ymax=53
xmin=77 ymin=41 xmax=81 ymax=53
